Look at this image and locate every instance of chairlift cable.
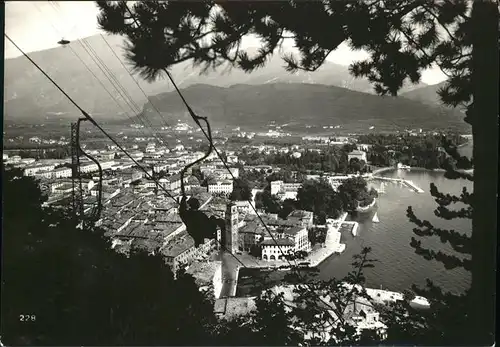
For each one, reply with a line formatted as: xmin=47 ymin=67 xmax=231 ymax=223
xmin=5 ymin=33 xmax=254 ymax=274
xmin=46 ymin=1 xmax=164 ymax=146
xmin=4 ymin=33 xmax=178 ymax=205
xmin=31 ymin=2 xmax=152 ymax=141
xmin=81 ymin=37 xmax=169 ymax=148
xmin=99 ymin=34 xmax=173 ymax=136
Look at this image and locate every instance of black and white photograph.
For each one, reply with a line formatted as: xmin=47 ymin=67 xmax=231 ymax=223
xmin=1 ymin=1 xmax=497 ymax=346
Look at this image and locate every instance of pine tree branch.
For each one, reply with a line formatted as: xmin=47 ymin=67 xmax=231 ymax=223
xmin=407 ymin=206 xmax=471 ymax=255
xmin=398 ymin=26 xmax=453 ymax=79
xmin=421 ymin=3 xmax=459 ymax=43
xmin=410 ymin=237 xmax=471 ymax=270
xmin=429 ymin=183 xmax=471 ymax=206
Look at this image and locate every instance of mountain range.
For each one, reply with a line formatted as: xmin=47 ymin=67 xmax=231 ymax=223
xmin=3 ymin=33 xmax=467 ymax=132
xmin=136 ymin=83 xmax=468 ymax=133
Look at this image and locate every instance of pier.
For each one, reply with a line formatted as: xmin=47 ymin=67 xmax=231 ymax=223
xmin=371 ymin=176 xmax=424 ymax=193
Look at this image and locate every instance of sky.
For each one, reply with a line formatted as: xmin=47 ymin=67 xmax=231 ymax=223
xmin=5 ymin=1 xmax=447 ymax=85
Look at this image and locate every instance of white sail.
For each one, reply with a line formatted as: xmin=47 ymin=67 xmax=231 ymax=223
xmin=372 ymin=213 xmax=380 ymax=223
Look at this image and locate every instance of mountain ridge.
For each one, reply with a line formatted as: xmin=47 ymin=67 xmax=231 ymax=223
xmin=135 ymin=82 xmax=469 ymax=133
xmin=4 ymin=33 xmax=428 ymax=123
xmin=400 ymin=82 xmax=448 ymax=106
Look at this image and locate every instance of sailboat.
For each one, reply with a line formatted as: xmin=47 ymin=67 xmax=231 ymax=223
xmin=372 ymin=212 xmax=380 ymax=223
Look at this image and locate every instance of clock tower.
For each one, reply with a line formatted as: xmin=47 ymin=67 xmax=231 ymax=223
xmin=225 ymin=202 xmax=239 ymax=254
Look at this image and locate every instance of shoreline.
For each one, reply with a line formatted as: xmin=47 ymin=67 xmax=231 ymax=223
xmin=371 ymin=166 xmax=394 ymax=175
xmin=357 ymin=197 xmax=377 ymax=212
xmin=373 ymin=166 xmax=473 ymax=175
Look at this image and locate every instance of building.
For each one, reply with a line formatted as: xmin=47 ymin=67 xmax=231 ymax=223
xmin=286 ymin=210 xmax=314 ymax=229
xmin=53 ymin=167 xmax=72 ymax=178
xmin=357 ymin=144 xmax=372 ymax=151
xmin=227 ymin=155 xmax=238 ymax=164
xmin=234 ymin=200 xmax=252 ymax=215
xmin=129 ymin=151 xmax=144 ymax=160
xmin=270 ymin=180 xmax=302 ymax=198
xmin=145 ymin=142 xmax=156 ymax=153
xmin=225 ymin=203 xmax=239 ymax=254
xmin=23 ymin=163 xmax=56 ymax=176
xmin=94 ymin=186 xmax=121 ymax=200
xmin=20 ymin=158 xmax=36 ymax=165
xmin=52 ymin=182 xmax=74 ymax=195
xmin=80 ymin=162 xmax=99 ymax=174
xmin=34 ymin=170 xmax=54 ymax=179
xmin=121 ymin=169 xmax=143 ymax=183
xmin=99 ymin=160 xmax=115 ymax=170
xmin=261 ymin=238 xmax=295 ymax=261
xmin=98 ymin=151 xmax=115 ymax=160
xmin=279 ymin=226 xmax=311 ymax=253
xmin=208 ymin=180 xmax=234 ymax=195
xmin=162 ymin=232 xmax=214 ymax=273
xmin=159 ymin=174 xmax=186 ymax=192
xmin=185 ymin=176 xmax=201 ymax=191
xmin=348 ymin=150 xmax=367 ymax=163
xmin=238 ymin=222 xmax=264 ymax=252
xmin=206 ymin=168 xmax=240 ymax=180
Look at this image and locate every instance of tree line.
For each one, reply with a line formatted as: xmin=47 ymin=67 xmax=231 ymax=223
xmin=360 ymin=134 xmax=472 ymax=169
xmin=253 ymin=176 xmax=377 ymax=223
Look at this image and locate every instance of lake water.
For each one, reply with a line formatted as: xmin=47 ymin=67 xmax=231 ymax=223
xmin=236 ymin=142 xmax=473 ymax=296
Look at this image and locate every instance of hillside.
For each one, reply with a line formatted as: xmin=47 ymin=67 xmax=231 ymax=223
xmin=4 ymin=33 xmax=426 ymax=123
xmin=400 ymin=82 xmax=448 ymax=106
xmin=136 ymin=83 xmax=470 ymax=133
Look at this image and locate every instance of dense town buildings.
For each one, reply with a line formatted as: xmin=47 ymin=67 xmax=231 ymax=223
xmin=4 ymin=135 xmax=374 ymax=274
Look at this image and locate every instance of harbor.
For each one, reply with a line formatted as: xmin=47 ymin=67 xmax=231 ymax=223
xmin=221 ymin=168 xmax=470 ymax=302
xmin=371 ymin=175 xmax=425 ymax=193
xmin=220 ymin=213 xmax=353 ymax=298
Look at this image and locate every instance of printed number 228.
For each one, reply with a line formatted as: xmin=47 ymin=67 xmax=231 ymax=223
xmin=19 ymin=315 xmax=36 ymax=322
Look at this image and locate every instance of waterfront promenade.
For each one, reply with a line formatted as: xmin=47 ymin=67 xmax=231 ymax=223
xmin=219 ymin=213 xmax=350 ymax=297
xmin=308 ymin=214 xmax=347 ymax=267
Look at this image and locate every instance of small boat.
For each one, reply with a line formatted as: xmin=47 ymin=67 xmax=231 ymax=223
xmin=351 ymin=224 xmax=358 ymax=236
xmin=372 ymin=213 xmax=380 ymax=223
xmin=410 ymin=295 xmax=431 ymax=307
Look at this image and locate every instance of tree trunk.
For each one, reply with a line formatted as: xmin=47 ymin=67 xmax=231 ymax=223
xmin=469 ymin=1 xmax=498 ymax=345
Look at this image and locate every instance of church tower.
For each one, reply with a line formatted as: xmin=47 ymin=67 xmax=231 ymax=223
xmin=225 ymin=202 xmax=239 ymax=254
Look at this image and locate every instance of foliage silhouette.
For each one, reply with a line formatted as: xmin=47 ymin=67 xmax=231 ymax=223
xmin=229 ymin=178 xmax=252 ymax=201
xmin=1 ymin=167 xmax=218 ymax=346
